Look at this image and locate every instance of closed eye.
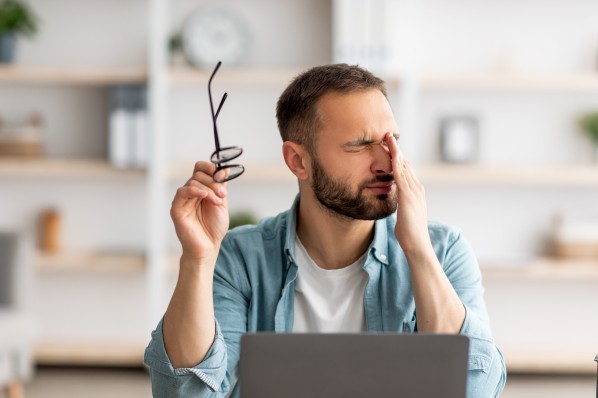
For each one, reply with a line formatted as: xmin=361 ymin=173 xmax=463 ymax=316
xmin=343 ymin=134 xmax=399 ymax=152
xmin=343 ymin=141 xmax=375 ymax=152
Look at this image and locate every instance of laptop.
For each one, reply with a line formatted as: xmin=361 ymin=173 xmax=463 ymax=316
xmin=240 ymin=333 xmax=469 ymax=398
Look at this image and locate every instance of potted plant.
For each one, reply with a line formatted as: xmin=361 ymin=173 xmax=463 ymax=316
xmin=229 ymin=211 xmax=258 ymax=230
xmin=579 ymin=111 xmax=598 ymax=163
xmin=0 ymin=0 xmax=39 ymax=63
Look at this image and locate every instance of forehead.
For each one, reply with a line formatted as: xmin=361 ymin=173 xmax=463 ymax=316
xmin=316 ymin=89 xmax=396 ymax=141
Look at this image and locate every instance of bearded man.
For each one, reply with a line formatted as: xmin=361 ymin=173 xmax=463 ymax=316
xmin=144 ymin=63 xmax=507 ymax=398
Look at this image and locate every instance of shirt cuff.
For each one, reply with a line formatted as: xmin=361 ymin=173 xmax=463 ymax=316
xmin=144 ymin=318 xmax=228 ymax=392
xmin=459 ymin=304 xmax=497 ymax=373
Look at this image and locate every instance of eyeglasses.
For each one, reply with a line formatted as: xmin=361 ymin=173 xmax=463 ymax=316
xmin=208 ymin=61 xmax=244 ymax=182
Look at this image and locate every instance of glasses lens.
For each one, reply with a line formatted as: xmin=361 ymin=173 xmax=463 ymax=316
xmin=213 ymin=164 xmax=245 ymax=182
xmin=211 ymin=147 xmax=243 ymax=164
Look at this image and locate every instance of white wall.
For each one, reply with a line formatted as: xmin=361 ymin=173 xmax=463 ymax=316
xmin=18 ymin=0 xmax=147 ymax=68
xmin=417 ymin=0 xmax=598 ymax=74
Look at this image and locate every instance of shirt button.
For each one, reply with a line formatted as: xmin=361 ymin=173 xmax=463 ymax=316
xmin=380 ymin=254 xmax=387 ymax=261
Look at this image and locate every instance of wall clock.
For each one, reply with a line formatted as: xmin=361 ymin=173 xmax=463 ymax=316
xmin=182 ymin=7 xmax=250 ymax=69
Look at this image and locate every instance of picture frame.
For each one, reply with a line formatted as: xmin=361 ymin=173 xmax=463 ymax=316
xmin=439 ymin=116 xmax=480 ymax=163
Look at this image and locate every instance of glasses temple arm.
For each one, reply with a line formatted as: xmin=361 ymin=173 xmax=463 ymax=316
xmin=215 ymin=92 xmax=228 ymax=120
xmin=208 ymin=61 xmax=222 ymax=151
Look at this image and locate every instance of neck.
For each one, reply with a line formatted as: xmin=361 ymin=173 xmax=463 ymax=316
xmin=296 ymin=191 xmax=375 ymax=270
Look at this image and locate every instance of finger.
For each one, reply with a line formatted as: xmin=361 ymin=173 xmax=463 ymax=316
xmin=403 ymin=160 xmax=424 ymax=195
xmin=188 ymin=160 xmax=227 ymax=197
xmin=385 ymin=132 xmax=406 ymax=181
xmin=384 ymin=132 xmax=403 ymax=168
xmin=384 ymin=133 xmax=409 ymax=191
xmin=188 ymin=169 xmax=228 ymax=198
xmin=186 ymin=180 xmax=226 ymax=206
xmin=172 ymin=185 xmax=222 ymax=213
xmin=171 ymin=186 xmax=207 ymax=213
xmin=193 ymin=160 xmax=217 ymax=175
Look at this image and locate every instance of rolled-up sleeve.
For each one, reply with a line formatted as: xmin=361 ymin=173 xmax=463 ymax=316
xmin=143 ymin=318 xmax=229 ymax=397
xmin=143 ymin=235 xmax=251 ymax=397
xmin=460 ymin=305 xmax=507 ymax=398
xmin=438 ymin=227 xmax=507 ymax=398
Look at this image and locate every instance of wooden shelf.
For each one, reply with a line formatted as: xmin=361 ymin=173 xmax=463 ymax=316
xmin=168 ymin=162 xmax=296 ymax=183
xmin=35 ymin=342 xmax=145 ymax=366
xmin=37 ymin=251 xmax=145 ymax=274
xmin=169 ymin=67 xmax=303 ymax=86
xmin=0 ymin=158 xmax=145 ymax=179
xmin=481 ymin=257 xmax=598 ymax=281
xmin=419 ymin=164 xmax=598 ymax=187
xmin=500 ymin=346 xmax=596 ymax=374
xmin=166 ymin=253 xmax=598 ymax=282
xmin=0 ymin=65 xmax=147 ymax=85
xmin=168 ymin=162 xmax=598 ymax=186
xmin=421 ymin=72 xmax=598 ymax=92
xmin=169 ymin=67 xmax=402 ymax=86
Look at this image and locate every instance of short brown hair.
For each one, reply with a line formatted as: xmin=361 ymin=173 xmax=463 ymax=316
xmin=276 ymin=63 xmax=387 ymax=153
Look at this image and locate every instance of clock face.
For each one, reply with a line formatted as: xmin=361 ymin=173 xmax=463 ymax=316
xmin=182 ymin=7 xmax=251 ymax=68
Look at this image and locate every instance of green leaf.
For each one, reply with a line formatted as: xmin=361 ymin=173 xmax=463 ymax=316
xmin=0 ymin=0 xmax=39 ymax=38
xmin=579 ymin=111 xmax=598 ymax=143
xmin=229 ymin=211 xmax=259 ymax=230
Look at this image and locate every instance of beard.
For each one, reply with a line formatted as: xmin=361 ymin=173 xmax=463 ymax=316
xmin=310 ymin=155 xmax=398 ymax=220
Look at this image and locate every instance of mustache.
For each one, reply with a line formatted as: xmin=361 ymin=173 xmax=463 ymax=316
xmin=368 ymin=174 xmax=394 ymax=184
xmin=360 ymin=174 xmax=394 ymax=189
xmin=375 ymin=174 xmax=394 ymax=183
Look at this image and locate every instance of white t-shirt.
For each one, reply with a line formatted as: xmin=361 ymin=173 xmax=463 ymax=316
xmin=292 ymin=236 xmax=368 ymax=333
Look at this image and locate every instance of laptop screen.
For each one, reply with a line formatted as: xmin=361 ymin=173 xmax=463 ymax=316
xmin=240 ymin=333 xmax=469 ymax=398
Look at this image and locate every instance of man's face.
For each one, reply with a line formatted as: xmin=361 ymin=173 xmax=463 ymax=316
xmin=308 ymin=89 xmax=399 ymax=220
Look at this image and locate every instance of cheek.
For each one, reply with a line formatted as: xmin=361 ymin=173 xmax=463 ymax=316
xmin=325 ymin=152 xmax=375 ymax=184
xmin=355 ymin=153 xmax=379 ymax=175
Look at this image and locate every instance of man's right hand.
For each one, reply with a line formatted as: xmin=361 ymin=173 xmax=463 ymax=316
xmin=170 ymin=161 xmax=229 ymax=266
xmin=164 ymin=161 xmax=227 ymax=368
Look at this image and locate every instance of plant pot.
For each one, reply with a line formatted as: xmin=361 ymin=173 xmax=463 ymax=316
xmin=0 ymin=31 xmax=17 ymax=63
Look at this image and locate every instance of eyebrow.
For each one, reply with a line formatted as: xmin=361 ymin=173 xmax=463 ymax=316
xmin=342 ymin=136 xmax=376 ymax=148
xmin=342 ymin=133 xmax=400 ymax=148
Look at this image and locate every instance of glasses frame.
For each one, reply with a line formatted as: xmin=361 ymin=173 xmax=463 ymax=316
xmin=208 ymin=61 xmax=244 ymax=182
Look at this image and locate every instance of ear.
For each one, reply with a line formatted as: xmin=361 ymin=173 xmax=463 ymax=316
xmin=282 ymin=141 xmax=310 ymax=180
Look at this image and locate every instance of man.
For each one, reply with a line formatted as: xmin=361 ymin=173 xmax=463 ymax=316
xmin=144 ymin=64 xmax=506 ymax=397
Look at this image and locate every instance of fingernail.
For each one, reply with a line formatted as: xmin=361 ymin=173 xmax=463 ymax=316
xmin=218 ymin=187 xmax=227 ymax=197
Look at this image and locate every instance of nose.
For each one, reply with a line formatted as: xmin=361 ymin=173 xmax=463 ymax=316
xmin=371 ymin=142 xmax=393 ymax=175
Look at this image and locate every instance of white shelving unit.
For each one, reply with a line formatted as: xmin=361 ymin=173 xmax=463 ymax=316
xmin=1 ymin=0 xmax=597 ymax=371
xmin=0 ymin=0 xmax=153 ymax=366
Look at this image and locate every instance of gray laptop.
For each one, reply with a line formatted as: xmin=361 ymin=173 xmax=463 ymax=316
xmin=240 ymin=333 xmax=469 ymax=398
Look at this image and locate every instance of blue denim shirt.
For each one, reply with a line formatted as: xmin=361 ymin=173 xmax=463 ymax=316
xmin=145 ymin=197 xmax=506 ymax=397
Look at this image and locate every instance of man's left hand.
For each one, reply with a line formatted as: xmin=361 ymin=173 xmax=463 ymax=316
xmin=384 ymin=132 xmax=434 ymax=258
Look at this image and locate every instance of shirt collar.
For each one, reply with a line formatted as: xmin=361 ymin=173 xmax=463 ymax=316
xmin=370 ymin=216 xmax=391 ymax=266
xmin=283 ymin=194 xmax=301 ymax=265
xmin=283 ymin=194 xmax=391 ymax=267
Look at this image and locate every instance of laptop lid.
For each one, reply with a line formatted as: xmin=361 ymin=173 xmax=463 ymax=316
xmin=240 ymin=333 xmax=469 ymax=398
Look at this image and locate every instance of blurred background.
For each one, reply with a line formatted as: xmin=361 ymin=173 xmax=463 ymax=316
xmin=0 ymin=0 xmax=597 ymax=397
